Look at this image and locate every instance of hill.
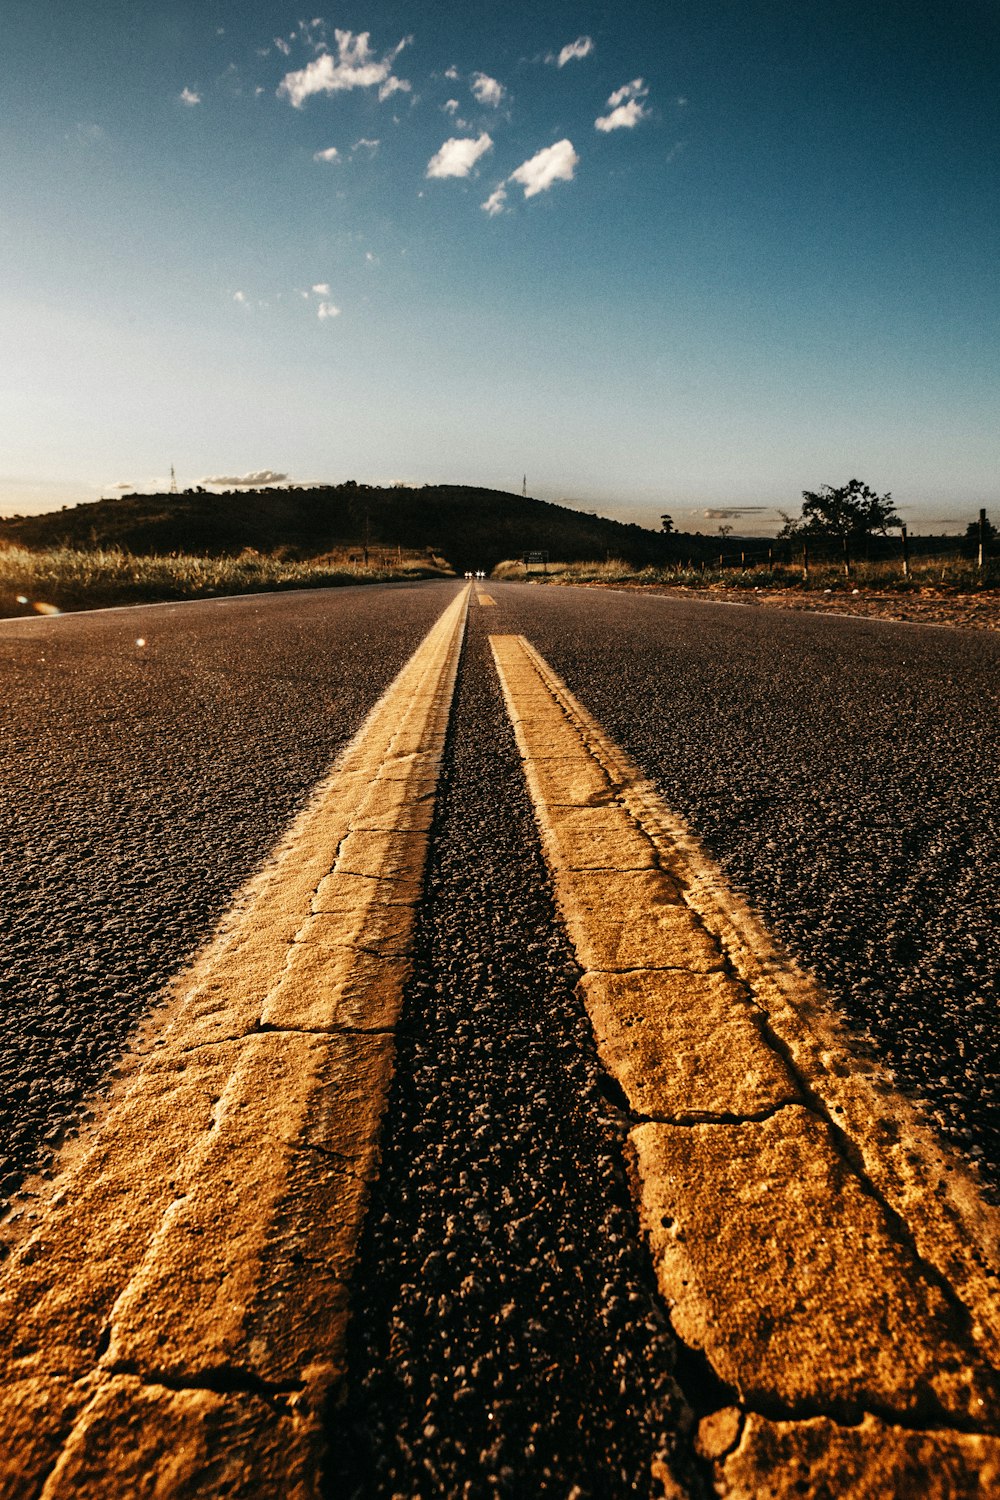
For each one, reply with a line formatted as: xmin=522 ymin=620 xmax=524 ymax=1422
xmin=0 ymin=484 xmax=677 ymax=574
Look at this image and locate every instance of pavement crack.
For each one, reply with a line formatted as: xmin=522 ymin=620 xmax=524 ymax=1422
xmin=107 ymin=1359 xmax=305 ymax=1405
xmin=744 ymin=1001 xmax=995 ymax=1352
xmin=634 ymin=1100 xmax=799 ymax=1129
xmin=290 ymin=1142 xmax=364 ymax=1179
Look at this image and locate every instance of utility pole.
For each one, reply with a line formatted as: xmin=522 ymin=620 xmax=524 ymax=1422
xmin=522 ymin=474 xmax=527 ymax=498
xmin=169 ymin=465 xmax=178 ymax=495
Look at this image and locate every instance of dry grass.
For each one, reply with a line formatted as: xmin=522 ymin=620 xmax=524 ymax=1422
xmin=493 ymin=554 xmax=998 ymax=592
xmin=0 ymin=546 xmax=450 ymax=619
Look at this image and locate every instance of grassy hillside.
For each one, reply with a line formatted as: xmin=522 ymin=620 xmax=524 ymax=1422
xmin=0 ymin=483 xmax=676 ymax=574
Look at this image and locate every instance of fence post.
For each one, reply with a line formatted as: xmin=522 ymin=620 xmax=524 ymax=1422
xmin=841 ymin=534 xmax=851 ymax=578
xmin=901 ymin=523 xmax=910 ymax=580
xmin=802 ymin=540 xmax=809 ymax=581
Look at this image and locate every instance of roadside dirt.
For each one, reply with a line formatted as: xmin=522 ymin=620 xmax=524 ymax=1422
xmin=575 ymin=584 xmax=1000 ymax=632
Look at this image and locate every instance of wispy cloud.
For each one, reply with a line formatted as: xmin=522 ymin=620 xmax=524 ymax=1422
xmin=317 ymin=301 xmax=341 ymax=321
xmin=378 ymin=76 xmax=411 ymax=103
xmin=353 ymin=137 xmax=380 ymax=154
xmin=313 ymin=146 xmax=340 ymax=163
xmin=203 ymin=471 xmax=288 ymax=487
xmin=509 ymin=139 xmax=579 ymax=198
xmin=556 ymin=36 xmax=594 ymax=67
xmin=470 ymin=72 xmax=505 ymax=107
xmin=596 ymin=99 xmax=648 ymax=131
xmin=595 ymin=79 xmax=651 ymax=132
xmin=233 ymin=290 xmax=248 ymax=303
xmin=312 ymin=283 xmax=331 ymax=296
xmin=426 ymin=132 xmax=493 ymax=179
xmin=278 ymin=30 xmax=410 ymax=108
xmin=179 ymin=87 xmax=201 ymax=106
xmin=481 ymin=184 xmax=507 ymax=216
xmin=607 ymin=78 xmax=646 ymax=108
xmin=703 ymin=507 xmax=772 ymax=518
xmin=442 ymin=98 xmax=460 ymax=115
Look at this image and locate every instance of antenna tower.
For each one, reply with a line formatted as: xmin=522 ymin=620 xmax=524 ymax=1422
xmin=522 ymin=474 xmax=527 ymax=498
xmin=169 ymin=465 xmax=178 ymax=495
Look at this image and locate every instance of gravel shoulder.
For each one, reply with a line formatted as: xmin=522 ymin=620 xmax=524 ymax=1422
xmin=562 ymin=582 xmax=1000 ymax=632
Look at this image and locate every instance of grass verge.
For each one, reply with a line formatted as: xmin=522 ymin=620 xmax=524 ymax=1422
xmin=493 ymin=555 xmax=999 ymax=591
xmin=0 ymin=547 xmax=452 ymax=620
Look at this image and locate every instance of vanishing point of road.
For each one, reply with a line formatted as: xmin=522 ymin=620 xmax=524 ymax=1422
xmin=0 ymin=579 xmax=997 ymax=1497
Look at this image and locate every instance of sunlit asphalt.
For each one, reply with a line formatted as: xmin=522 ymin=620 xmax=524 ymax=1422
xmin=2 ymin=577 xmax=996 ymax=1203
xmin=0 ymin=581 xmax=459 ymax=1200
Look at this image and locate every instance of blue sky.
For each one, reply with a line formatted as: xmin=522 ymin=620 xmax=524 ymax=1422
xmin=2 ymin=1 xmax=998 ymax=534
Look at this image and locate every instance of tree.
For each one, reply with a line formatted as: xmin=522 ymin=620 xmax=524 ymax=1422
xmin=779 ymin=477 xmax=900 ymax=574
xmin=961 ymin=510 xmax=997 ymax=559
xmin=660 ymin=513 xmax=674 ymax=533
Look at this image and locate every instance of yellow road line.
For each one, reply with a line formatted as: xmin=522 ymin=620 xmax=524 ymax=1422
xmin=490 ymin=633 xmax=1000 ymax=1499
xmin=0 ymin=586 xmax=469 ymax=1499
xmin=476 ymin=593 xmax=496 ymax=606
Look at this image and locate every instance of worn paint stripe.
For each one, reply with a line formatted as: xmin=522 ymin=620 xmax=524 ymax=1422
xmin=0 ymin=585 xmax=470 ymax=1500
xmin=477 ymin=593 xmax=496 ymax=607
xmin=490 ymin=632 xmax=1000 ymax=1499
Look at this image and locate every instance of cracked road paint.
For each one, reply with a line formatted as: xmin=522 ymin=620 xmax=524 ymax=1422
xmin=0 ymin=586 xmax=469 ymax=1500
xmin=490 ymin=632 xmax=1000 ymax=1498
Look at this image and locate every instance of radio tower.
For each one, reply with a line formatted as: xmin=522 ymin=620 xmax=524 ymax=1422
xmin=522 ymin=474 xmax=527 ymax=497
xmin=169 ymin=465 xmax=178 ymax=494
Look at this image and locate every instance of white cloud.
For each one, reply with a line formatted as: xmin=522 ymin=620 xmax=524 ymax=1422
xmin=275 ymin=37 xmax=291 ymax=56
xmin=299 ymin=18 xmax=328 ymax=52
xmin=509 ymin=139 xmax=579 ymax=198
xmin=596 ymin=79 xmax=650 ymax=131
xmin=353 ymin=137 xmax=380 ymax=154
xmin=444 ymin=65 xmax=460 ymax=80
xmin=470 ymin=71 xmax=505 ymax=107
xmin=426 ymin=132 xmax=493 ymax=179
xmin=557 ymin=36 xmax=594 ymax=67
xmin=606 ymin=77 xmax=647 ymax=108
xmin=313 ymin=146 xmax=340 ymax=163
xmin=312 ymin=283 xmax=331 ymax=295
xmin=179 ymin=87 xmax=201 ymax=106
xmin=278 ymin=30 xmax=410 ymax=108
xmin=203 ymin=471 xmax=288 ymax=487
xmin=481 ymin=184 xmax=507 ymax=216
xmin=317 ymin=301 xmax=341 ymax=320
xmin=379 ymin=75 xmax=411 ymax=102
xmin=595 ymin=98 xmax=650 ymax=132
xmin=442 ymin=98 xmax=460 ymax=115
xmin=233 ymin=290 xmax=247 ymax=303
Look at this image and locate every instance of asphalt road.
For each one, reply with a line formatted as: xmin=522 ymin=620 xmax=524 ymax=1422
xmin=0 ymin=581 xmax=459 ymax=1202
xmin=2 ymin=578 xmax=998 ymax=1495
xmin=486 ymin=582 xmax=1000 ymax=1197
